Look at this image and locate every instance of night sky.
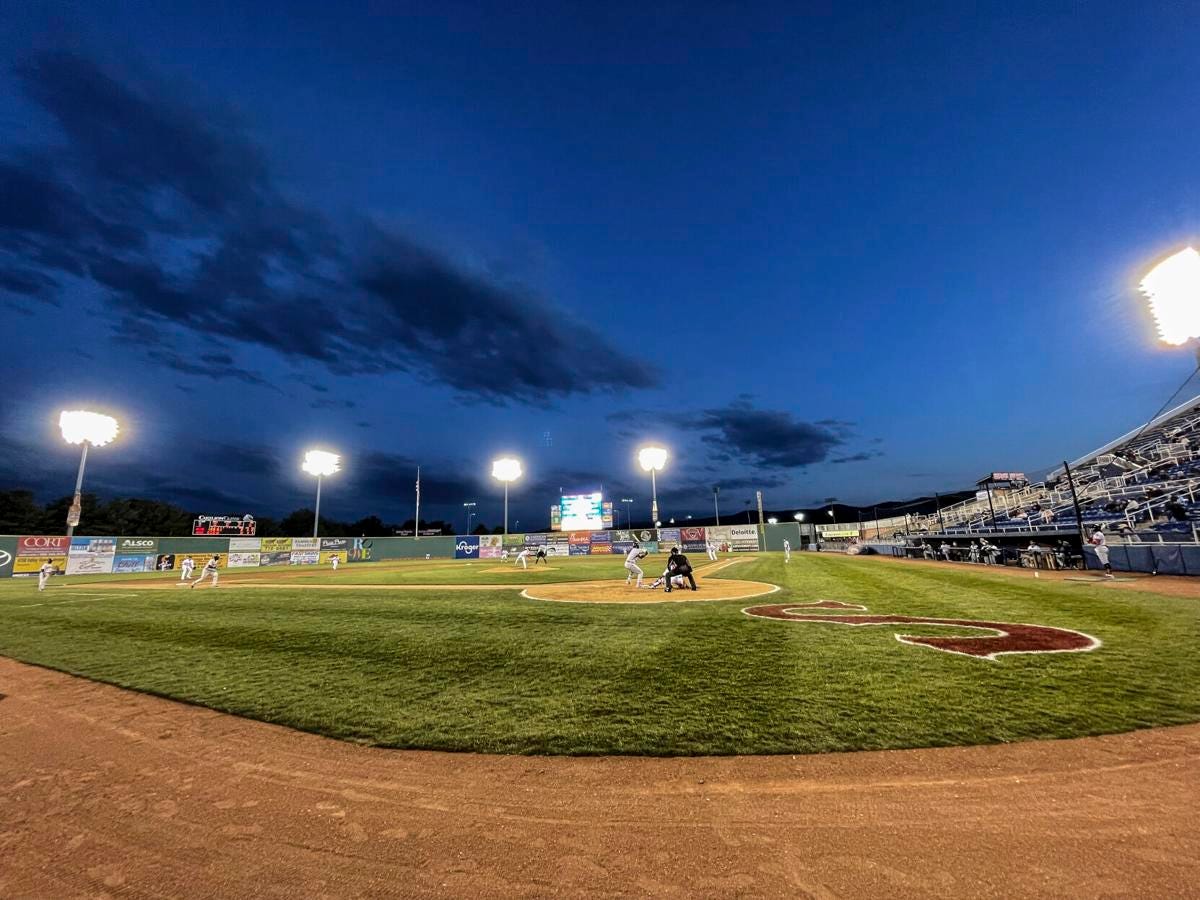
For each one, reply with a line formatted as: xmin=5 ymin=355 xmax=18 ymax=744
xmin=2 ymin=1 xmax=1199 ymax=530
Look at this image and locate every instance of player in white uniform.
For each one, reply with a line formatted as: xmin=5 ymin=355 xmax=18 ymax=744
xmin=180 ymin=556 xmax=195 ymax=581
xmin=330 ymin=553 xmax=339 ymax=571
xmin=37 ymin=559 xmax=55 ymax=592
xmin=190 ymin=555 xmax=220 ymax=589
xmin=501 ymin=549 xmax=510 ymax=560
xmin=624 ymin=544 xmax=647 ymax=587
xmin=1089 ymin=527 xmax=1113 ymax=579
xmin=706 ymin=541 xmax=718 ymax=561
xmin=783 ymin=539 xmax=791 ymax=563
xmin=515 ymin=547 xmax=530 ymax=569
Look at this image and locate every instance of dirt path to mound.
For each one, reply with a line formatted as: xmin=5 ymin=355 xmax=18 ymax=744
xmin=2 ymin=659 xmax=1196 ymax=899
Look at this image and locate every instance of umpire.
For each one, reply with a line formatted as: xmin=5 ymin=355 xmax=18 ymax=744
xmin=664 ymin=547 xmax=698 ymax=593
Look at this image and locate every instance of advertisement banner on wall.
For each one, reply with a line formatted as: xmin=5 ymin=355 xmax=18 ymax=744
xmin=524 ymin=532 xmax=547 ymax=544
xmin=729 ymin=525 xmax=760 ymax=551
xmin=640 ymin=540 xmax=660 ymax=555
xmin=454 ymin=536 xmax=480 ymax=559
xmin=260 ymin=537 xmax=293 ymax=553
xmin=611 ymin=540 xmax=634 ymax=555
xmin=680 ymin=526 xmax=707 ymax=552
xmin=66 ymin=554 xmax=115 ymax=575
xmin=478 ymin=535 xmax=502 ymax=559
xmin=229 ymin=537 xmax=262 ymax=552
xmin=228 ymin=552 xmax=261 ymax=568
xmin=657 ymin=528 xmax=681 ymax=546
xmin=590 ymin=531 xmax=612 ymax=544
xmin=18 ymin=535 xmax=70 ymax=557
xmin=706 ymin=526 xmax=733 ymax=549
xmin=348 ymin=538 xmax=373 ymax=562
xmin=568 ymin=531 xmax=592 ymax=546
xmin=69 ymin=537 xmax=117 ymax=556
xmin=0 ymin=536 xmax=15 ymax=577
xmin=14 ymin=555 xmax=67 ymax=576
xmin=260 ymin=551 xmax=292 ymax=567
xmin=291 ymin=537 xmax=320 ymax=551
xmin=544 ymin=542 xmax=569 ymax=557
xmin=588 ymin=543 xmax=611 ymax=554
xmin=319 ymin=537 xmax=348 ymax=551
xmin=116 ymin=537 xmax=159 ymax=555
xmin=113 ymin=554 xmax=156 ymax=573
xmin=569 ymin=543 xmax=591 ymax=556
xmin=155 ymin=553 xmax=176 ymax=571
xmin=503 ymin=533 xmax=526 ymax=548
xmin=290 ymin=550 xmax=320 ymax=565
xmin=319 ymin=550 xmax=347 ymax=565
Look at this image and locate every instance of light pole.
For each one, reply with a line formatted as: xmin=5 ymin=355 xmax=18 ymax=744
xmin=301 ymin=450 xmax=341 ymax=538
xmin=463 ymin=501 xmax=476 ymax=534
xmin=794 ymin=511 xmax=804 ymax=546
xmin=621 ymin=497 xmax=633 ymax=530
xmin=58 ymin=410 xmax=119 ymax=537
xmin=637 ymin=446 xmax=668 ymax=527
xmin=713 ymin=486 xmax=720 ymax=525
xmin=491 ymin=457 xmax=522 ymax=536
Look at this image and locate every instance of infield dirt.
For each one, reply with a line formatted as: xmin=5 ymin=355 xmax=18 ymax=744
xmin=2 ymin=658 xmax=1197 ymax=899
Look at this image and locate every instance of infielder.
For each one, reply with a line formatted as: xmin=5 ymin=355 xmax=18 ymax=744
xmin=515 ymin=547 xmax=530 ymax=569
xmin=783 ymin=539 xmax=791 ymax=563
xmin=706 ymin=541 xmax=718 ymax=561
xmin=624 ymin=544 xmax=647 ymax=587
xmin=1089 ymin=527 xmax=1114 ymax=579
xmin=37 ymin=558 xmax=55 ymax=592
xmin=190 ymin=555 xmax=220 ymax=589
xmin=180 ymin=555 xmax=195 ymax=581
xmin=330 ymin=553 xmax=339 ymax=571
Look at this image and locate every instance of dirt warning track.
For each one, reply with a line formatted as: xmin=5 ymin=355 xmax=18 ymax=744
xmin=1 ymin=658 xmax=1197 ymax=899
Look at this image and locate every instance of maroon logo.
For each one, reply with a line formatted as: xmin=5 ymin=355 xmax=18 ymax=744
xmin=742 ymin=601 xmax=1100 ymax=660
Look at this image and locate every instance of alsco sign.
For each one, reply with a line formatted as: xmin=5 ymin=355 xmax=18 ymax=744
xmin=117 ymin=538 xmax=159 ymax=553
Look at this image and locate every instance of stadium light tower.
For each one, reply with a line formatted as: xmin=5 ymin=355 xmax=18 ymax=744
xmin=491 ymin=457 xmax=522 ymax=535
xmin=620 ymin=497 xmax=634 ymax=529
xmin=1140 ymin=247 xmax=1200 ymax=355
xmin=58 ymin=410 xmax=119 ymax=537
xmin=638 ymin=446 xmax=668 ymax=526
xmin=463 ymin=501 xmax=477 ymax=533
xmin=301 ymin=450 xmax=341 ymax=538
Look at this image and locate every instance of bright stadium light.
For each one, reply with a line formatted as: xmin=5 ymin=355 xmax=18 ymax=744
xmin=794 ymin=512 xmax=804 ymax=522
xmin=638 ymin=445 xmax=668 ymax=525
xmin=58 ymin=410 xmax=120 ymax=537
xmin=767 ymin=517 xmax=778 ymax=525
xmin=491 ymin=457 xmax=523 ymax=535
xmin=1140 ymin=247 xmax=1200 ymax=347
xmin=302 ymin=450 xmax=341 ymax=538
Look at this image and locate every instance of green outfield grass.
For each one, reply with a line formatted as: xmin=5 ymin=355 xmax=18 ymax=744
xmin=2 ymin=553 xmax=1198 ymax=755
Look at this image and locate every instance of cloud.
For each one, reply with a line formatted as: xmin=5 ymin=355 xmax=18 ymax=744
xmin=0 ymin=51 xmax=659 ymax=404
xmin=309 ymin=397 xmax=356 ymax=410
xmin=830 ymin=451 xmax=883 ymax=464
xmin=143 ymin=346 xmax=275 ymax=388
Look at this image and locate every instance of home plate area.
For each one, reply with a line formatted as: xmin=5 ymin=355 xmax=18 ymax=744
xmin=522 ymin=558 xmax=780 ymax=603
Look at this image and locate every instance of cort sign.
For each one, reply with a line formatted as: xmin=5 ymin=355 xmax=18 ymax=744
xmin=18 ymin=536 xmax=70 ymax=555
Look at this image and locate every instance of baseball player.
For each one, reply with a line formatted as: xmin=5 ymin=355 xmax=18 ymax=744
xmin=180 ymin=555 xmax=195 ymax=581
xmin=515 ymin=547 xmax=530 ymax=569
xmin=535 ymin=547 xmax=549 ymax=565
xmin=624 ymin=543 xmax=647 ymax=587
xmin=330 ymin=553 xmax=339 ymax=571
xmin=501 ymin=548 xmax=510 ymax=560
xmin=783 ymin=539 xmax=791 ymax=563
xmin=37 ymin=558 xmax=56 ymax=592
xmin=706 ymin=541 xmax=718 ymax=561
xmin=190 ymin=555 xmax=220 ymax=589
xmin=1089 ymin=526 xmax=1114 ymax=579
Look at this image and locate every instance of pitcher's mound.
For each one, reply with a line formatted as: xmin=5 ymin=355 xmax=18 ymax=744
xmin=483 ymin=565 xmax=558 ymax=573
xmin=522 ymin=578 xmax=779 ymax=604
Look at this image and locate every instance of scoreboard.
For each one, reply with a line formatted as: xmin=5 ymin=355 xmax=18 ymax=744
xmin=192 ymin=515 xmax=257 ymax=536
xmin=558 ymin=493 xmax=613 ymax=531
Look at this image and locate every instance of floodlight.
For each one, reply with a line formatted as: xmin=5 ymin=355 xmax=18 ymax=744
xmin=768 ymin=517 xmax=778 ymax=525
xmin=491 ymin=457 xmax=523 ymax=482
xmin=491 ymin=457 xmax=523 ymax=534
xmin=57 ymin=409 xmax=121 ymax=536
xmin=302 ymin=450 xmax=341 ymax=477
xmin=59 ymin=410 xmax=119 ymax=447
xmin=794 ymin=512 xmax=804 ymax=522
xmin=301 ymin=450 xmax=341 ymax=537
xmin=637 ymin=446 xmax=668 ymax=472
xmin=1140 ymin=247 xmax=1200 ymax=346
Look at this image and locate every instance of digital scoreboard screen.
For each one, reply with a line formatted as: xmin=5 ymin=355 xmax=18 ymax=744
xmin=192 ymin=515 xmax=257 ymax=536
xmin=560 ymin=493 xmax=606 ymax=531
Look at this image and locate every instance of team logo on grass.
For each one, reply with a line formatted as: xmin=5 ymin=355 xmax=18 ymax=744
xmin=742 ymin=601 xmax=1100 ymax=660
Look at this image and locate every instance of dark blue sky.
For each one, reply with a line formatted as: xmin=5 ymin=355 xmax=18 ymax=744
xmin=2 ymin=1 xmax=1199 ymax=529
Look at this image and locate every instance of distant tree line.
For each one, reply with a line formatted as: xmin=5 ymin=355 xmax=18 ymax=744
xmin=0 ymin=491 xmax=462 ymax=538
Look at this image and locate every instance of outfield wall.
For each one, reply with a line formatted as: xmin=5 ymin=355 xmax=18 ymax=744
xmin=0 ymin=526 xmax=764 ymax=578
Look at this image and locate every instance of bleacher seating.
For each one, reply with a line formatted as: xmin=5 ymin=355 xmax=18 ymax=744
xmin=909 ymin=397 xmax=1200 ymax=542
